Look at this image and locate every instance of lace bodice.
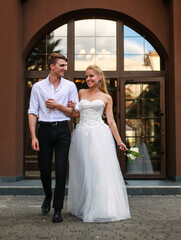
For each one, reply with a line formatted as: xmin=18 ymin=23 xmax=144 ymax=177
xmin=78 ymin=99 xmax=105 ymax=126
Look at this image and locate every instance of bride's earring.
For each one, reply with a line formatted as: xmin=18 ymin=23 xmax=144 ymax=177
xmin=99 ymin=81 xmax=101 ymax=88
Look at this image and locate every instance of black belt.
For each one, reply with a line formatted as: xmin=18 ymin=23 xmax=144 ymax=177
xmin=38 ymin=121 xmax=68 ymax=126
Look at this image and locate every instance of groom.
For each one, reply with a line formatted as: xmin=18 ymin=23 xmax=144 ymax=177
xmin=28 ymin=53 xmax=79 ymax=223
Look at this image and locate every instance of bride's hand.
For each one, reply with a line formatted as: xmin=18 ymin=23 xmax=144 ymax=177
xmin=118 ymin=142 xmax=127 ymax=151
xmin=68 ymin=100 xmax=76 ymax=108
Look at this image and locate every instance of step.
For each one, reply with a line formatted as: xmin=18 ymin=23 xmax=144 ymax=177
xmin=0 ymin=180 xmax=181 ymax=195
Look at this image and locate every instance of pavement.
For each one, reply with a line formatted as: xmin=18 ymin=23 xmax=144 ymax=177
xmin=0 ymin=195 xmax=181 ymax=240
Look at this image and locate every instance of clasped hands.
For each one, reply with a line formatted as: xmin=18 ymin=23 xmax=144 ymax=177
xmin=45 ymin=98 xmax=58 ymax=109
xmin=45 ymin=99 xmax=76 ymax=109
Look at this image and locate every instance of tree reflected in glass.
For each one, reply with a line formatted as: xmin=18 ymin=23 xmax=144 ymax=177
xmin=26 ymin=33 xmax=62 ymax=71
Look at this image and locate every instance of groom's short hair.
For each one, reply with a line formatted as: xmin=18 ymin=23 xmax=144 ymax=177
xmin=48 ymin=53 xmax=67 ymax=67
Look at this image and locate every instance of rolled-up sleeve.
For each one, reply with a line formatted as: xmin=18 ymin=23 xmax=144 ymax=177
xmin=69 ymin=83 xmax=79 ymax=111
xmin=28 ymin=85 xmax=39 ymax=116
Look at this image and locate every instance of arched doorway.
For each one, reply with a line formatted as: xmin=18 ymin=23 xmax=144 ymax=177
xmin=24 ymin=17 xmax=166 ymax=179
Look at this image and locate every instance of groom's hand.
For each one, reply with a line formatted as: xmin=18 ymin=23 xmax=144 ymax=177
xmin=46 ymin=98 xmax=58 ymax=109
xmin=31 ymin=137 xmax=40 ymax=151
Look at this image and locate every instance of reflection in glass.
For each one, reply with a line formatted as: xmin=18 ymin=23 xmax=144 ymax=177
xmin=74 ymin=56 xmax=95 ymax=71
xmin=96 ymin=55 xmax=116 ymax=71
xmin=75 ymin=37 xmax=95 ymax=54
xmin=124 ymin=55 xmax=146 ymax=71
xmin=124 ymin=25 xmax=160 ymax=71
xmin=26 ymin=24 xmax=67 ymax=71
xmin=125 ymin=83 xmax=160 ymax=99
xmin=96 ymin=19 xmax=116 ymax=36
xmin=75 ymin=19 xmax=95 ymax=36
xmin=125 ymin=82 xmax=161 ymax=174
xmin=124 ymin=54 xmax=160 ymax=71
xmin=48 ymin=37 xmax=67 ymax=54
xmin=145 ymin=40 xmax=155 ymax=54
xmin=53 ymin=24 xmax=67 ymax=36
xmin=124 ymin=26 xmax=140 ymax=37
xmin=96 ymin=37 xmax=116 ymax=54
xmin=106 ymin=79 xmax=118 ymax=122
xmin=124 ymin=37 xmax=144 ymax=54
xmin=75 ymin=19 xmax=117 ymax=71
xmin=74 ymin=55 xmax=117 ymax=71
xmin=125 ymin=99 xmax=160 ymax=118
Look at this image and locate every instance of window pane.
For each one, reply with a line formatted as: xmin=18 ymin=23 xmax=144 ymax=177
xmin=95 ymin=55 xmax=116 ymax=71
xmin=145 ymin=40 xmax=155 ymax=53
xmin=126 ymin=136 xmax=161 ymax=174
xmin=125 ymin=83 xmax=160 ymax=99
xmin=126 ymin=83 xmax=145 ymax=99
xmin=26 ymin=54 xmax=47 ymax=71
xmin=124 ymin=54 xmax=147 ymax=71
xmin=96 ymin=37 xmax=116 ymax=54
xmin=52 ymin=24 xmax=67 ymax=36
xmin=124 ymin=25 xmax=140 ymax=37
xmin=124 ymin=25 xmax=160 ymax=71
xmin=75 ymin=54 xmax=117 ymax=71
xmin=26 ymin=24 xmax=67 ymax=71
xmin=125 ymin=82 xmax=161 ymax=175
xmin=125 ymin=83 xmax=160 ymax=118
xmin=47 ymin=37 xmax=67 ymax=54
xmin=75 ymin=55 xmax=95 ymax=71
xmin=96 ymin=19 xmax=116 ymax=36
xmin=75 ymin=19 xmax=117 ymax=71
xmin=75 ymin=37 xmax=95 ymax=55
xmin=75 ymin=20 xmax=95 ymax=36
xmin=145 ymin=40 xmax=160 ymax=71
xmin=124 ymin=37 xmax=144 ymax=54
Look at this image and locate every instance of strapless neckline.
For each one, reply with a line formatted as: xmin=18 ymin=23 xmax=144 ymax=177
xmin=80 ymin=99 xmax=106 ymax=106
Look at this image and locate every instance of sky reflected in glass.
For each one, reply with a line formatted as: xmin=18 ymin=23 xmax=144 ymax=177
xmin=52 ymin=24 xmax=67 ymax=36
xmin=74 ymin=19 xmax=117 ymax=71
xmin=124 ymin=25 xmax=160 ymax=71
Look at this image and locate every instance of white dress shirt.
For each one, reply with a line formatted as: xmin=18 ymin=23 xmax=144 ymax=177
xmin=28 ymin=75 xmax=79 ymax=122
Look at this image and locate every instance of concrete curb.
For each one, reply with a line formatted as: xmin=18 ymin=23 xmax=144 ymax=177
xmin=1 ymin=186 xmax=181 ymax=195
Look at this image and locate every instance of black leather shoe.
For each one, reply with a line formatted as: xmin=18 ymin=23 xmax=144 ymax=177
xmin=41 ymin=197 xmax=51 ymax=215
xmin=52 ymin=210 xmax=63 ymax=223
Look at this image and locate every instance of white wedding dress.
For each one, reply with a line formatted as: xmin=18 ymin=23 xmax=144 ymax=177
xmin=67 ymin=99 xmax=131 ymax=222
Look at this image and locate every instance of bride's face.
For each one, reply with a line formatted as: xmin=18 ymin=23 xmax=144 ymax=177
xmin=85 ymin=69 xmax=101 ymax=88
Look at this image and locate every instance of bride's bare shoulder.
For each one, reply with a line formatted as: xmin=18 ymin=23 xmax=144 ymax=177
xmin=103 ymin=93 xmax=112 ymax=104
xmin=79 ymin=89 xmax=89 ymax=98
xmin=79 ymin=89 xmax=88 ymax=93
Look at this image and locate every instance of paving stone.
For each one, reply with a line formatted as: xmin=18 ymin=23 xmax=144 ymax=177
xmin=0 ymin=195 xmax=181 ymax=240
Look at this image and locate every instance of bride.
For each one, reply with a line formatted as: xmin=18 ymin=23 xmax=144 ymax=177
xmin=50 ymin=65 xmax=131 ymax=222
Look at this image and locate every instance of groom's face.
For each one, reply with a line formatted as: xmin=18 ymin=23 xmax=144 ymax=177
xmin=51 ymin=59 xmax=67 ymax=78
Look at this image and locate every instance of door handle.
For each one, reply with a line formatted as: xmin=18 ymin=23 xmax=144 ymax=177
xmin=159 ymin=108 xmax=164 ymax=117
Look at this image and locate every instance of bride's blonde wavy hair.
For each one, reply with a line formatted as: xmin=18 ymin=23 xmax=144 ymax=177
xmin=86 ymin=65 xmax=108 ymax=94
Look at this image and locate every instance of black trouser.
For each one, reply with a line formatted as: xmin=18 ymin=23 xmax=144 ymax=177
xmin=37 ymin=121 xmax=71 ymax=210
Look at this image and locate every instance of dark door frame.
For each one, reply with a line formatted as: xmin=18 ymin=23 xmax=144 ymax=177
xmin=118 ymin=77 xmax=166 ymax=179
xmin=24 ymin=17 xmax=167 ymax=179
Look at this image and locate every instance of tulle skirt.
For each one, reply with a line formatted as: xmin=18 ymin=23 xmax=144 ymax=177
xmin=67 ymin=122 xmax=131 ymax=222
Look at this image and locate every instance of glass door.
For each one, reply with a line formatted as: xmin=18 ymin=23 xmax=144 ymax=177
xmin=120 ymin=78 xmax=165 ymax=178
